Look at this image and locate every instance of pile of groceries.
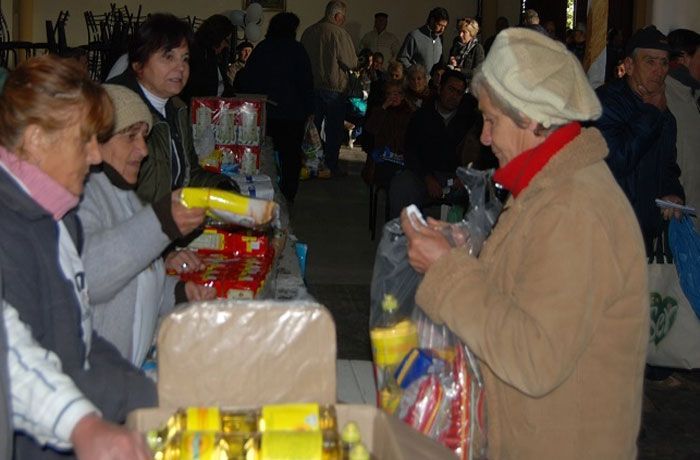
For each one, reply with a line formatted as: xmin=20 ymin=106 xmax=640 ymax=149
xmin=148 ymin=403 xmax=368 ymax=460
xmin=369 ymin=168 xmax=502 ymax=459
xmin=173 ymin=187 xmax=280 ymax=299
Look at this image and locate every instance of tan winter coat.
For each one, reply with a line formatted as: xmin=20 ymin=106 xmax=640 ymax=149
xmin=417 ymin=128 xmax=649 ymax=459
xmin=301 ymin=19 xmax=357 ymax=93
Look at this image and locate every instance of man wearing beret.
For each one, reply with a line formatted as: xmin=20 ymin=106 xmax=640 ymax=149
xmin=595 ymin=25 xmax=685 ymax=256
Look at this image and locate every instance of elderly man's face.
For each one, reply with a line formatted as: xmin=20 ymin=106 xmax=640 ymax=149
xmin=625 ymin=48 xmax=669 ymax=95
xmin=478 ymin=90 xmax=538 ymax=167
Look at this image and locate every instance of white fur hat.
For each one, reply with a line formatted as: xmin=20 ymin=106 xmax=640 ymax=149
xmin=480 ymin=27 xmax=602 ymax=128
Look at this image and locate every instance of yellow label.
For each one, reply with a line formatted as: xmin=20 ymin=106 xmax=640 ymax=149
xmin=260 ymin=404 xmax=320 ymax=432
xmin=189 ymin=229 xmax=225 ymax=251
xmin=186 ymin=407 xmax=222 ymax=432
xmin=260 ymin=431 xmax=323 ymax=460
xmin=370 ymin=320 xmax=418 ymax=366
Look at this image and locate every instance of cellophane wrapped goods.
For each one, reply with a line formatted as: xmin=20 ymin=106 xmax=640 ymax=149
xmin=177 ymin=225 xmax=275 ymax=300
xmin=191 ymin=96 xmax=266 ymax=176
xmin=369 ymin=167 xmax=502 ymax=459
xmin=300 ymin=118 xmax=328 ymax=179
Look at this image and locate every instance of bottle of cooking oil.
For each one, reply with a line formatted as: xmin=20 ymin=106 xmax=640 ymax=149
xmin=370 ymin=294 xmax=418 ymax=414
xmin=150 ymin=430 xmax=255 ymax=460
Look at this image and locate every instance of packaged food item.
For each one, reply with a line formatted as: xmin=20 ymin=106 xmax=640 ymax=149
xmin=369 ymin=294 xmax=418 ymax=414
xmin=191 ymin=97 xmax=266 ymax=174
xmin=149 ymin=405 xmax=342 ymax=460
xmin=180 ymin=254 xmax=273 ymax=299
xmin=187 ymin=227 xmax=271 ymax=258
xmin=180 ymin=187 xmax=279 ymax=229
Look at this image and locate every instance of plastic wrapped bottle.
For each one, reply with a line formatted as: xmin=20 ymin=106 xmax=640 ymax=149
xmin=370 ymin=294 xmax=418 ymax=414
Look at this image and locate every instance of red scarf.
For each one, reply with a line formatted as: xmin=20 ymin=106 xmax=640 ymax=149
xmin=493 ymin=122 xmax=581 ymax=198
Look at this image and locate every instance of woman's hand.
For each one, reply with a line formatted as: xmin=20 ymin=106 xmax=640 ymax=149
xmin=165 ymin=250 xmax=204 ymax=274
xmin=184 ymin=281 xmax=217 ymax=301
xmin=71 ymin=413 xmax=151 ymax=460
xmin=660 ymin=194 xmax=684 ymax=220
xmin=171 ymin=189 xmax=206 ymax=236
xmin=400 ymin=208 xmax=452 ymax=273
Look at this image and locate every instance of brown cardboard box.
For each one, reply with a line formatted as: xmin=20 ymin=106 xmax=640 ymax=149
xmin=127 ymin=300 xmax=454 ymax=459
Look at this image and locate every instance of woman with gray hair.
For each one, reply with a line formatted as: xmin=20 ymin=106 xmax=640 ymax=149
xmin=402 ymin=28 xmax=648 ymax=458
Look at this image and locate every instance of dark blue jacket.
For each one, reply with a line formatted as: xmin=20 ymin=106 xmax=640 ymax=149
xmin=404 ymin=95 xmax=479 ymax=178
xmin=0 ymin=168 xmax=157 ymax=458
xmin=234 ymin=37 xmax=314 ymax=121
xmin=595 ymin=78 xmax=684 ymax=252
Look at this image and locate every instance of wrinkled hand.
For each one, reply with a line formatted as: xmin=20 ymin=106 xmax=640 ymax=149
xmin=184 ymin=281 xmax=218 ymax=301
xmin=425 ymin=175 xmax=443 ymax=199
xmin=636 ymin=84 xmax=667 ymax=111
xmin=71 ymin=414 xmax=151 ymax=460
xmin=165 ymin=250 xmax=205 ymax=274
xmin=660 ymin=194 xmax=684 ymax=220
xmin=400 ymin=209 xmax=452 ymax=273
xmin=171 ymin=189 xmax=206 ymax=236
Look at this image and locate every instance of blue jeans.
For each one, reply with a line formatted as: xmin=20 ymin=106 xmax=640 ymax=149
xmin=314 ymin=89 xmax=346 ymax=172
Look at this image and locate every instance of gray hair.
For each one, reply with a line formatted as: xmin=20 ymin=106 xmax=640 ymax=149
xmin=406 ymin=63 xmax=427 ymax=79
xmin=325 ymin=1 xmax=347 ymax=20
xmin=470 ymin=67 xmax=561 ymax=136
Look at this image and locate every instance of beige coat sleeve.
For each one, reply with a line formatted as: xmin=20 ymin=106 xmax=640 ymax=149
xmin=416 ymin=204 xmax=613 ymax=397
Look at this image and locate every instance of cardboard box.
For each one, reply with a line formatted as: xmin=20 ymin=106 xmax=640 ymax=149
xmin=127 ymin=301 xmax=454 ymax=459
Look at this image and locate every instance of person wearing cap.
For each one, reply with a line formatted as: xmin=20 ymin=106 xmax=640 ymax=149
xmin=360 ymin=12 xmax=400 ymax=68
xmin=397 ymin=7 xmax=449 ymax=71
xmin=666 ymin=28 xmax=700 ymax=231
xmin=78 ymin=85 xmax=216 ymax=368
xmin=595 ymin=25 xmax=685 ymax=255
xmin=401 ymin=28 xmax=648 ymax=458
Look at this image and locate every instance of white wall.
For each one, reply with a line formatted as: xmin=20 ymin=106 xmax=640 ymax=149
xmin=649 ymin=0 xmax=700 ymax=34
xmin=31 ymin=0 xmax=483 ymax=51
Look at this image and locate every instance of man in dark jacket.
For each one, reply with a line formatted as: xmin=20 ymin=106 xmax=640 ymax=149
xmin=389 ymin=70 xmax=478 ymax=218
xmin=595 ymin=26 xmax=685 ymax=255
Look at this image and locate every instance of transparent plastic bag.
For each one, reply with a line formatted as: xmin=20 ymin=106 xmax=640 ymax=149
xmin=369 ymin=166 xmax=500 ymax=459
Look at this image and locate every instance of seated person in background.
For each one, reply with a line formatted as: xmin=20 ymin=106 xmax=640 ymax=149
xmin=429 ymin=62 xmax=449 ymax=97
xmin=0 ymin=55 xmax=157 ymax=459
xmin=389 ymin=69 xmax=479 ymax=218
xmin=1 ymin=298 xmax=150 ymax=459
xmin=109 ymin=13 xmax=236 ymax=204
xmin=181 ymin=14 xmax=235 ymax=103
xmin=361 ymin=80 xmax=415 ymax=186
xmin=371 ymin=51 xmax=386 ymax=80
xmin=404 ymin=63 xmax=432 ymax=110
xmin=79 ymin=85 xmax=215 ymax=368
xmin=228 ymin=41 xmax=254 ymax=85
xmin=367 ymin=59 xmax=403 ymax=110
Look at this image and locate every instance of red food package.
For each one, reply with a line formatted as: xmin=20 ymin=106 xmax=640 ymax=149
xmin=181 ymin=254 xmax=273 ymax=299
xmin=188 ymin=227 xmax=272 ymax=258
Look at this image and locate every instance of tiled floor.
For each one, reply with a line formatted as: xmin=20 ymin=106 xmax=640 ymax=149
xmin=293 ymin=147 xmax=700 ymax=458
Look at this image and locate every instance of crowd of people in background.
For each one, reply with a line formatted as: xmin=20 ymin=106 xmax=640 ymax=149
xmin=0 ymin=0 xmax=698 ymax=458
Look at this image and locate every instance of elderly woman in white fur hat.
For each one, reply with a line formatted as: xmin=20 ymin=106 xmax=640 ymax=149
xmin=78 ymin=84 xmax=216 ymax=369
xmin=401 ymin=28 xmax=648 ymax=459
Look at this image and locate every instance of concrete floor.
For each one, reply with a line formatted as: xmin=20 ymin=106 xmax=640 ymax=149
xmin=292 ymin=147 xmax=700 ymax=458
